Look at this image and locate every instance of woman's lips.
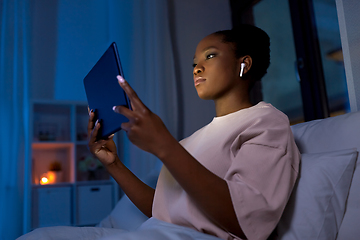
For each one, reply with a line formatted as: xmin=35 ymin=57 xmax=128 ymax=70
xmin=194 ymin=77 xmax=206 ymax=86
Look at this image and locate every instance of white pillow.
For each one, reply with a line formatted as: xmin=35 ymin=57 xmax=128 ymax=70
xmin=276 ymin=149 xmax=358 ymax=240
xmin=97 ymin=169 xmax=160 ymax=230
xmin=97 ymin=194 xmax=149 ymax=231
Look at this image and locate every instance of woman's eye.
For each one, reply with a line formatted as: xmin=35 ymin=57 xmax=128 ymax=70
xmin=206 ymin=54 xmax=216 ymax=59
xmin=193 ymin=53 xmax=216 ymax=68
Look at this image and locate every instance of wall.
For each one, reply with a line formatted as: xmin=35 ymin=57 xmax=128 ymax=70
xmin=170 ymin=0 xmax=232 ymax=138
xmin=30 ymin=0 xmax=114 ymax=101
xmin=336 ymin=0 xmax=360 ymax=112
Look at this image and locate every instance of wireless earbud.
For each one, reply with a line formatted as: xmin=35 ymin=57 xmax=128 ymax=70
xmin=240 ymin=63 xmax=246 ymax=77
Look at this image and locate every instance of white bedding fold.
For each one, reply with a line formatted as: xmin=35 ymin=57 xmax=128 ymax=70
xmin=17 ymin=218 xmax=222 ymax=240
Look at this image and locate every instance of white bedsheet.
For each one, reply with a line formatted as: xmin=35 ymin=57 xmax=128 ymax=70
xmin=17 ymin=218 xmax=223 ymax=240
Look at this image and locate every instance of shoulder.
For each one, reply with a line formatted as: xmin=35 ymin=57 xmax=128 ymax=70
xmin=225 ymin=101 xmax=290 ymax=133
xmin=247 ymin=102 xmax=289 ymax=125
xmin=180 ymin=102 xmax=290 ymax=145
xmin=230 ymin=102 xmax=293 ymax=150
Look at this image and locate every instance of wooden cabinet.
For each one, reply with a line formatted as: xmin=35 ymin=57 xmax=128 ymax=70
xmin=25 ymin=100 xmax=119 ymax=231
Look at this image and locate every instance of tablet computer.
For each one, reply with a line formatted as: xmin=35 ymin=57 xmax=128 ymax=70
xmin=83 ymin=42 xmax=130 ymax=139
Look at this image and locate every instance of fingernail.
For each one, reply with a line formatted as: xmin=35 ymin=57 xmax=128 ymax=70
xmin=89 ymin=109 xmax=93 ymax=116
xmin=108 ymin=134 xmax=114 ymax=139
xmin=112 ymin=106 xmax=117 ymax=111
xmin=95 ymin=119 xmax=99 ymax=125
xmin=117 ymin=75 xmax=125 ymax=83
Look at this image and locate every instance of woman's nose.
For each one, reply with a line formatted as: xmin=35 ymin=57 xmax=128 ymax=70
xmin=193 ymin=65 xmax=203 ymax=75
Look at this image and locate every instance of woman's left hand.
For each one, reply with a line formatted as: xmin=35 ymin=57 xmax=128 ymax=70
xmin=113 ymin=75 xmax=176 ymax=157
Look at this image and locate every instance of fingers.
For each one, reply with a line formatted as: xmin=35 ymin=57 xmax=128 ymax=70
xmin=89 ymin=118 xmax=101 ymax=143
xmin=88 ymin=120 xmax=111 ymax=152
xmin=117 ymin=75 xmax=145 ymax=111
xmin=113 ymin=105 xmax=137 ymax=120
xmin=92 ymin=138 xmax=111 ymax=154
xmin=87 ymin=109 xmax=96 ymax=139
xmin=121 ymin=122 xmax=132 ymax=132
xmin=87 ymin=110 xmax=102 ymax=144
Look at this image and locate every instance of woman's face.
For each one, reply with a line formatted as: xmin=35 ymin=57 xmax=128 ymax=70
xmin=193 ymin=33 xmax=241 ymax=100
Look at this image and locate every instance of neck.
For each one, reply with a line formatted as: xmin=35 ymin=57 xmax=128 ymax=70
xmin=214 ymin=93 xmax=253 ymax=117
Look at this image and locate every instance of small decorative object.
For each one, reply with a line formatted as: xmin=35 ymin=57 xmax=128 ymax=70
xmin=37 ymin=123 xmax=57 ymax=141
xmin=47 ymin=161 xmax=63 ymax=183
xmin=49 ymin=161 xmax=62 ymax=171
xmin=78 ymin=156 xmax=106 ymax=181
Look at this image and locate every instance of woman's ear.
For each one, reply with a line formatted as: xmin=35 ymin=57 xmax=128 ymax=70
xmin=239 ymin=55 xmax=252 ymax=77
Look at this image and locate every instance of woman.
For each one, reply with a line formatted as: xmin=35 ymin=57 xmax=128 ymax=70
xmin=88 ymin=24 xmax=300 ymax=240
xmin=19 ymin=24 xmax=299 ymax=240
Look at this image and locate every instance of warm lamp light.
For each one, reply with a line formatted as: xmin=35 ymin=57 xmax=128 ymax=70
xmin=40 ymin=176 xmax=49 ymax=185
xmin=39 ymin=171 xmax=60 ymax=185
xmin=47 ymin=171 xmax=56 ymax=183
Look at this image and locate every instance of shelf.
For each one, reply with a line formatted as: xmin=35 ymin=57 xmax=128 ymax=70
xmin=76 ymin=105 xmax=89 ymax=141
xmin=32 ymin=182 xmax=73 ymax=188
xmin=75 ymin=180 xmax=113 ymax=186
xmin=76 ymin=144 xmax=110 ymax=182
xmin=33 ymin=103 xmax=71 ymax=142
xmin=26 ymin=101 xmax=118 ymax=230
xmin=32 ymin=143 xmax=74 ymax=184
xmin=32 ymin=142 xmax=74 ymax=148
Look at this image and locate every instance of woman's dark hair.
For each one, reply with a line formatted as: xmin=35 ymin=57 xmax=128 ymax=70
xmin=214 ymin=24 xmax=270 ymax=82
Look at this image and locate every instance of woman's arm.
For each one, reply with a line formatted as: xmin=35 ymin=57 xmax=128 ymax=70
xmin=88 ymin=111 xmax=155 ymax=217
xmin=114 ymin=76 xmax=246 ymax=238
xmin=103 ymin=157 xmax=155 ymax=217
xmin=159 ymin=135 xmax=246 ymax=238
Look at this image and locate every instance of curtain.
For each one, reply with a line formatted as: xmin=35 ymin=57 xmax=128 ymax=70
xmin=108 ymin=0 xmax=179 ymax=180
xmin=54 ymin=0 xmax=179 ymax=180
xmin=0 ymin=0 xmax=179 ymax=237
xmin=54 ymin=0 xmax=181 ymax=179
xmin=0 ymin=0 xmax=30 ymax=239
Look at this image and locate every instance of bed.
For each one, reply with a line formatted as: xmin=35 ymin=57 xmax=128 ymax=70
xmin=18 ymin=111 xmax=360 ymax=240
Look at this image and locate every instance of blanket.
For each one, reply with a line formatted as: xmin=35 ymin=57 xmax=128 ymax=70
xmin=17 ymin=218 xmax=222 ymax=240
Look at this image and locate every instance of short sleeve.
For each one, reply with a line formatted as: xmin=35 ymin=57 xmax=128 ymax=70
xmin=225 ymin=119 xmax=300 ymax=240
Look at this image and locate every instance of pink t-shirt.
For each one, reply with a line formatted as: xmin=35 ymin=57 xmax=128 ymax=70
xmin=152 ymin=102 xmax=300 ymax=240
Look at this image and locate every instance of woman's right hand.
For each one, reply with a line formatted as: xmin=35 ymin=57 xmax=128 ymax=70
xmin=87 ymin=109 xmax=118 ymax=167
